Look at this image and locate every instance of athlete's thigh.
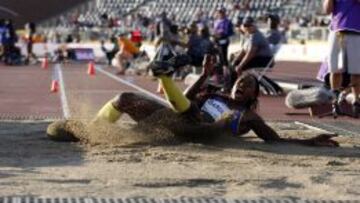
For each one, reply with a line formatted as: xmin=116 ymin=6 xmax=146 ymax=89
xmin=116 ymin=92 xmax=166 ymax=121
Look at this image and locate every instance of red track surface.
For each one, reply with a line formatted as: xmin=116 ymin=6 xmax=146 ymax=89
xmin=61 ymin=63 xmax=135 ymax=119
xmin=0 ymin=62 xmax=358 ymax=125
xmin=270 ymin=61 xmax=321 ymax=80
xmin=0 ymin=65 xmax=62 ymax=119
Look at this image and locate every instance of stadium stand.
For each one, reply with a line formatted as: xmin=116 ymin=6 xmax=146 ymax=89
xmin=0 ymin=0 xmax=88 ymax=28
xmin=40 ymin=0 xmax=323 ymax=30
xmin=75 ymin=0 xmax=148 ymax=27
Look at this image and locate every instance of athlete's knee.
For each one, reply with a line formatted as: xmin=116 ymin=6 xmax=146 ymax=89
xmin=180 ymin=102 xmax=201 ymax=122
xmin=114 ymin=92 xmax=142 ymax=109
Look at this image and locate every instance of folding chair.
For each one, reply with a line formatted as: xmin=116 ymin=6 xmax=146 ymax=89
xmin=250 ymin=43 xmax=284 ymax=96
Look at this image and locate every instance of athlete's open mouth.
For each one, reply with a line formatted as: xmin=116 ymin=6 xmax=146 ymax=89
xmin=236 ymin=89 xmax=243 ymax=95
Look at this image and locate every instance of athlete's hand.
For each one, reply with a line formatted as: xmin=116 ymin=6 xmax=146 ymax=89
xmin=235 ymin=65 xmax=243 ymax=76
xmin=202 ymin=54 xmax=216 ymax=76
xmin=308 ymin=133 xmax=339 ymax=147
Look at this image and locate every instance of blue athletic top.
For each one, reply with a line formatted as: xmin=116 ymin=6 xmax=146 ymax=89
xmin=200 ymin=96 xmax=245 ymax=135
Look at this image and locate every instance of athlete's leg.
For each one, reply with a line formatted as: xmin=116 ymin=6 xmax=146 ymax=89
xmin=95 ymin=92 xmax=166 ymax=123
xmin=157 ymin=75 xmax=191 ymax=113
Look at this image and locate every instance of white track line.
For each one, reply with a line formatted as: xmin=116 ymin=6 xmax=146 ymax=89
xmin=295 ymin=121 xmax=358 ymax=136
xmin=95 ymin=66 xmax=167 ymax=105
xmin=294 ymin=121 xmax=330 ymax=133
xmin=55 ymin=64 xmax=71 ymax=119
xmin=310 ymin=121 xmax=358 ymax=136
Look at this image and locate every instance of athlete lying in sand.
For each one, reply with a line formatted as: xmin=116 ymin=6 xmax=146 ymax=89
xmin=78 ymin=54 xmax=337 ymax=147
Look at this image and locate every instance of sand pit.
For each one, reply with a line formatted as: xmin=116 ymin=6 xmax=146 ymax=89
xmin=0 ymin=120 xmax=360 ymax=198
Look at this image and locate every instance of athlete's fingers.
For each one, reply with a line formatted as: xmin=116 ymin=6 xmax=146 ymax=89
xmin=315 ymin=133 xmax=338 ymax=140
xmin=312 ymin=133 xmax=339 ymax=147
xmin=329 ymin=139 xmax=340 ymax=147
xmin=313 ymin=139 xmax=339 ymax=147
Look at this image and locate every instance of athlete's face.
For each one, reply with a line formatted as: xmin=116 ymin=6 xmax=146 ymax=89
xmin=231 ymin=75 xmax=257 ymax=102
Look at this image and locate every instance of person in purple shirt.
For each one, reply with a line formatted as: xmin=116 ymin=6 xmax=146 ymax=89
xmin=213 ymin=8 xmax=234 ymax=68
xmin=324 ymin=0 xmax=360 ymax=118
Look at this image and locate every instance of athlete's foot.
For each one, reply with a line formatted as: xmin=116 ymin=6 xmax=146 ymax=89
xmin=167 ymin=54 xmax=192 ymax=69
xmin=149 ymin=54 xmax=191 ymax=76
xmin=149 ymin=60 xmax=175 ymax=76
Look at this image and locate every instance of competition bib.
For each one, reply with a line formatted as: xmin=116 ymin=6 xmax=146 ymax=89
xmin=201 ymin=98 xmax=231 ymax=121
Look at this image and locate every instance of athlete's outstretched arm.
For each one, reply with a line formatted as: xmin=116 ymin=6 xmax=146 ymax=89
xmin=240 ymin=111 xmax=281 ymax=142
xmin=242 ymin=111 xmax=339 ymax=147
xmin=184 ymin=55 xmax=216 ymax=100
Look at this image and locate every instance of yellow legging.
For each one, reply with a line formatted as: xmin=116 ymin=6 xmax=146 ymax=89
xmin=158 ymin=76 xmax=191 ymax=113
xmin=95 ymin=76 xmax=191 ymax=123
xmin=95 ymin=100 xmax=122 ymax=123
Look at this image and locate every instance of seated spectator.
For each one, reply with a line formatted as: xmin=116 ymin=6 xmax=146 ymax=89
xmin=265 ymin=14 xmax=283 ymax=50
xmin=115 ymin=33 xmax=141 ymax=75
xmin=231 ymin=17 xmax=274 ymax=77
xmin=101 ymin=35 xmax=119 ymax=66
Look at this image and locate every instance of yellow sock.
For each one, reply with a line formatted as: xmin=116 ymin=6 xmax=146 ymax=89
xmin=158 ymin=76 xmax=191 ymax=113
xmin=95 ymin=101 xmax=122 ymax=123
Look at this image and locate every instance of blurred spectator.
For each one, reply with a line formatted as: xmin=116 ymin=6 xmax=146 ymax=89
xmin=153 ymin=12 xmax=181 ymax=62
xmin=172 ymin=23 xmax=218 ymax=71
xmin=188 ymin=24 xmax=216 ymax=67
xmin=24 ymin=22 xmax=37 ymax=65
xmin=280 ymin=18 xmax=290 ymax=44
xmin=101 ymin=35 xmax=119 ymax=66
xmin=53 ymin=44 xmax=68 ymax=63
xmin=0 ymin=19 xmax=6 ymax=61
xmin=65 ymin=34 xmax=74 ymax=43
xmin=2 ymin=19 xmax=20 ymax=65
xmin=298 ymin=16 xmax=309 ymax=27
xmin=239 ymin=0 xmax=250 ymax=11
xmin=193 ymin=10 xmax=208 ymax=28
xmin=265 ymin=14 xmax=283 ymax=49
xmin=231 ymin=17 xmax=273 ymax=76
xmin=324 ymin=0 xmax=360 ymax=118
xmin=213 ymin=7 xmax=234 ymax=67
xmin=130 ymin=28 xmax=143 ymax=48
xmin=155 ymin=12 xmax=173 ymax=43
xmin=115 ymin=33 xmax=141 ymax=75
